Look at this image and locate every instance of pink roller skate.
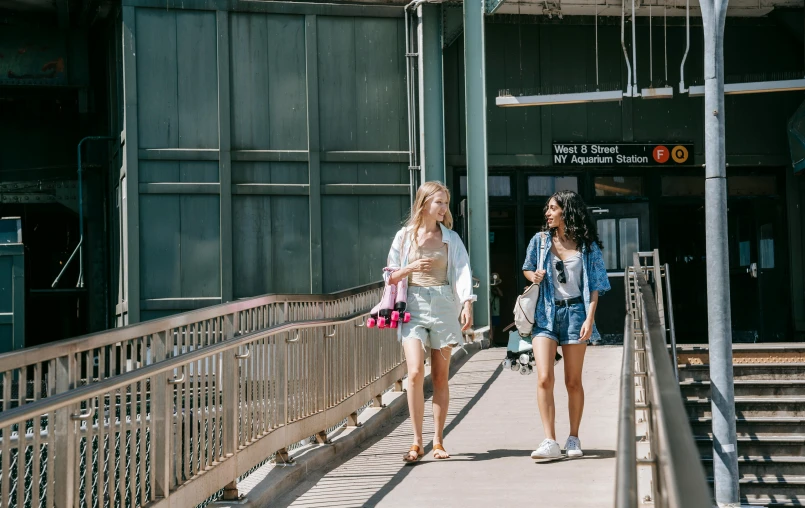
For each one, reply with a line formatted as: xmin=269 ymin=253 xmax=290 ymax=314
xmin=390 ymin=278 xmax=412 ymax=325
xmin=367 ymin=282 xmax=397 ymax=329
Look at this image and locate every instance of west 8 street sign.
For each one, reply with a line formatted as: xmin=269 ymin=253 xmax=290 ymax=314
xmin=551 ymin=143 xmax=694 ymax=167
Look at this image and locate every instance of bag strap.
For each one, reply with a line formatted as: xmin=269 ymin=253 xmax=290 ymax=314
xmin=516 ymin=284 xmax=536 ymax=325
xmin=515 ymin=232 xmax=547 ymax=328
xmin=518 ymin=233 xmax=545 ymax=326
xmin=537 ymin=232 xmax=546 ymax=272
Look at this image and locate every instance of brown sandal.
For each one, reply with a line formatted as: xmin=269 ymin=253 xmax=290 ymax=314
xmin=432 ymin=443 xmax=450 ymax=460
xmin=402 ymin=445 xmax=424 ymax=463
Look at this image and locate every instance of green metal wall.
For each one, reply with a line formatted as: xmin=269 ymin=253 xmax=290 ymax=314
xmin=444 ymin=16 xmax=804 ymax=166
xmin=0 ymin=247 xmax=24 ymax=353
xmin=120 ymin=3 xmax=409 ymax=323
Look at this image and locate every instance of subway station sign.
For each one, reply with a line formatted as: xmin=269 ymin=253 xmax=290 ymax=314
xmin=552 ymin=143 xmax=694 ymax=167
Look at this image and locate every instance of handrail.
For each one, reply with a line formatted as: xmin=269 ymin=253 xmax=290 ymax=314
xmin=0 ymin=281 xmax=383 ymax=372
xmin=616 ymin=254 xmax=711 ymax=508
xmin=0 ymin=281 xmax=384 ymax=430
xmin=0 ymin=305 xmax=405 ymax=508
xmin=634 ymin=262 xmax=710 ymax=508
xmin=615 ymin=314 xmax=637 ymax=508
xmin=0 ymin=313 xmax=363 ymax=428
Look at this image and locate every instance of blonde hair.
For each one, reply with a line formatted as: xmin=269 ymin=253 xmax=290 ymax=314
xmin=405 ymin=181 xmax=453 ymax=244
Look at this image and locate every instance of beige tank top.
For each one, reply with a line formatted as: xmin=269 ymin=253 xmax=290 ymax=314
xmin=408 ymin=243 xmax=449 ymax=287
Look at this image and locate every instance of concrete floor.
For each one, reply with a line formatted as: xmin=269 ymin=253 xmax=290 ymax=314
xmin=272 ymin=346 xmax=623 ymax=508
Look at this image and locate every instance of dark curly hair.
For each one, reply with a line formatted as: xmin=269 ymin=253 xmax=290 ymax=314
xmin=542 ymin=190 xmax=604 ymax=249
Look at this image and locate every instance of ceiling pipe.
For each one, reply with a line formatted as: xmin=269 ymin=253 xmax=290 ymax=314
xmin=631 ymin=0 xmax=640 ymax=96
xmin=679 ymin=0 xmax=690 ymax=93
xmin=621 ymin=0 xmax=634 ymax=97
xmin=641 ymin=0 xmax=674 ymax=99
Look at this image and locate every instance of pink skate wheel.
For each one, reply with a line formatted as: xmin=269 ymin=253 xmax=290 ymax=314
xmin=391 ymin=311 xmax=400 ymax=322
xmin=390 ymin=321 xmax=398 ymax=329
xmin=378 ymin=318 xmax=387 ymax=328
xmin=367 ymin=318 xmax=376 ymax=328
xmin=403 ymin=313 xmax=411 ymax=323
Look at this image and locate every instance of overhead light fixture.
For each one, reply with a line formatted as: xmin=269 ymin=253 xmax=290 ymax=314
xmin=641 ymin=87 xmax=674 ymax=99
xmin=496 ymin=90 xmax=623 ymax=107
xmin=688 ymin=78 xmax=805 ymax=97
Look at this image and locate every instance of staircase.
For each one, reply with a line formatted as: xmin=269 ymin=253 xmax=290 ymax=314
xmin=678 ymin=344 xmax=805 ymax=507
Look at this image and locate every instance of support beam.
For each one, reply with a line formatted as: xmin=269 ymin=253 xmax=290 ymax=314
xmin=217 ymin=11 xmax=234 ymax=304
xmin=418 ymin=4 xmax=446 ymax=183
xmin=463 ymin=0 xmax=491 ymax=329
xmin=122 ymin=7 xmax=141 ymax=324
xmin=700 ymin=0 xmax=740 ymax=503
xmin=485 ymin=0 xmax=507 ymax=15
xmin=306 ymin=15 xmax=324 ymax=293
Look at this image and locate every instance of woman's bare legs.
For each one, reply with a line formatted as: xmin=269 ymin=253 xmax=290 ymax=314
xmin=403 ymin=340 xmax=426 ymax=459
xmin=534 ymin=337 xmax=559 ymax=441
xmin=562 ymin=343 xmax=587 ymax=437
xmin=430 ymin=346 xmax=452 ymax=458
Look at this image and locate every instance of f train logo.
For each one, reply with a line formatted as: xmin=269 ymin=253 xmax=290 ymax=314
xmin=653 ymin=145 xmax=689 ymax=164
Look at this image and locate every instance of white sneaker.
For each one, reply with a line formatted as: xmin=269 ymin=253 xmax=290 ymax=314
xmin=565 ymin=436 xmax=583 ymax=458
xmin=531 ymin=439 xmax=561 ymax=459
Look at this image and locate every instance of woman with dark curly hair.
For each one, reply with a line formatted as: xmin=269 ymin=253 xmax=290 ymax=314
xmin=521 ymin=190 xmax=610 ymax=460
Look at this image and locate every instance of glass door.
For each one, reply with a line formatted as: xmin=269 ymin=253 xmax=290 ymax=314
xmin=728 ymin=201 xmax=761 ymax=341
xmin=727 ymin=198 xmax=788 ymax=342
xmin=591 ymin=204 xmax=650 ymax=272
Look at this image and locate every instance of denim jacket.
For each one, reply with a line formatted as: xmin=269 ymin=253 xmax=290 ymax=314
xmin=384 ymin=223 xmax=477 ymax=314
xmin=522 ymin=232 xmax=611 ymax=343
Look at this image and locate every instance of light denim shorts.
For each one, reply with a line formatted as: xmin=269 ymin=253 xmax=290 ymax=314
xmin=401 ymin=285 xmax=464 ymax=353
xmin=534 ymin=302 xmax=588 ymax=346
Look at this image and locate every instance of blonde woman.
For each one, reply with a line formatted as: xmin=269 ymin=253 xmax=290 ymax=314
xmin=384 ymin=181 xmax=476 ymax=463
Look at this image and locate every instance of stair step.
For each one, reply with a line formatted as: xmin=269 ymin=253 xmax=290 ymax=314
xmin=695 ymin=434 xmax=805 ymax=457
xmin=686 ymin=397 xmax=805 ymax=418
xmin=690 ymin=416 xmax=805 ymax=436
xmin=677 ymin=343 xmax=805 ymax=353
xmin=680 ymin=380 xmax=805 ymax=398
xmin=701 ymin=456 xmax=805 ymax=477
xmin=741 ymin=494 xmax=805 ymax=507
xmin=678 ymin=364 xmax=805 ymax=382
xmin=738 ymin=476 xmax=805 ymax=498
xmin=706 ymin=476 xmax=805 ymax=501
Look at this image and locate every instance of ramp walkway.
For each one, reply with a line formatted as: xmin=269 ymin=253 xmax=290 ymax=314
xmin=232 ymin=345 xmax=622 ymax=508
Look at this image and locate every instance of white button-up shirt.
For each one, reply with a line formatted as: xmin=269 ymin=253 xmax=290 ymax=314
xmin=383 ymin=223 xmax=477 ymax=315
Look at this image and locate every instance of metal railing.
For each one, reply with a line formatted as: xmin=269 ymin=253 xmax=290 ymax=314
xmin=0 ymin=282 xmax=394 ymax=508
xmin=615 ymin=252 xmax=710 ymax=508
xmin=0 ymin=309 xmax=403 ymax=508
xmin=0 ymin=282 xmax=383 ymax=412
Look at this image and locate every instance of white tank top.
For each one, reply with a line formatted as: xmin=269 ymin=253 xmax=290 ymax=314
xmin=553 ymin=251 xmax=583 ymax=300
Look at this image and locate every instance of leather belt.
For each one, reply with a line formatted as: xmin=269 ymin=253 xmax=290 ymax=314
xmin=554 ymin=296 xmax=583 ymax=308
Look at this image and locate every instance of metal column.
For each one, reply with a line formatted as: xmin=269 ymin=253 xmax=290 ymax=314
xmin=463 ymin=0 xmax=490 ymax=327
xmin=418 ymin=3 xmax=446 ymax=183
xmin=701 ymin=0 xmax=740 ymax=503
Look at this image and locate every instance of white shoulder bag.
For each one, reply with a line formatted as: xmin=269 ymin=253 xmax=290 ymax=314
xmin=513 ymin=232 xmax=545 ymax=337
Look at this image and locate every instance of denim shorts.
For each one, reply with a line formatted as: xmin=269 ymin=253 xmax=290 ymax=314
xmin=533 ymin=302 xmax=588 ymax=345
xmin=401 ymin=285 xmax=464 ymax=353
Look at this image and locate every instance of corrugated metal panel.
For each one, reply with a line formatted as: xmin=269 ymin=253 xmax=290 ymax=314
xmin=229 ymin=13 xmax=308 ymax=150
xmin=119 ymin=4 xmax=410 ymax=322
